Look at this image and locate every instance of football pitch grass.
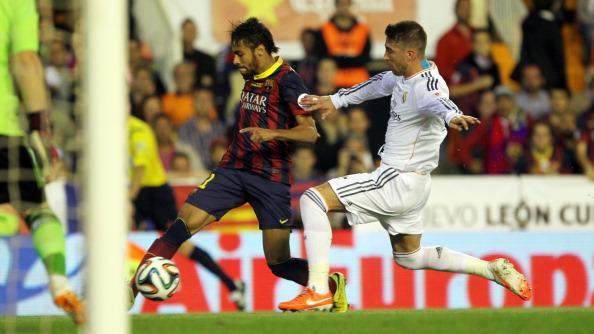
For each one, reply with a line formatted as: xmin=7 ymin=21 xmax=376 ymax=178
xmin=1 ymin=308 xmax=592 ymax=334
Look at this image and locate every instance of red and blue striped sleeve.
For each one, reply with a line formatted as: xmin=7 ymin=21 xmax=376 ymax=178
xmin=279 ymin=70 xmax=310 ymax=117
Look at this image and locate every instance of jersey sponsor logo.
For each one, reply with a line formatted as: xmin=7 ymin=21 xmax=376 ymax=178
xmin=240 ymin=91 xmax=268 ymax=114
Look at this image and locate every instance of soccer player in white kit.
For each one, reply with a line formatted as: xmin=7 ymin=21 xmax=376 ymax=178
xmin=279 ymin=21 xmax=532 ymax=312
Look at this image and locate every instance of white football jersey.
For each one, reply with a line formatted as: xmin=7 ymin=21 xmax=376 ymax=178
xmin=330 ymin=63 xmax=462 ymax=174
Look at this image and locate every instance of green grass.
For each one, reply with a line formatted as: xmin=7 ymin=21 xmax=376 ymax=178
xmin=1 ymin=308 xmax=593 ymax=334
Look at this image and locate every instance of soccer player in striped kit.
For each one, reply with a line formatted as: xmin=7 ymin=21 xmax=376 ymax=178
xmin=280 ymin=21 xmax=532 ymax=312
xmin=129 ymin=18 xmax=347 ymax=311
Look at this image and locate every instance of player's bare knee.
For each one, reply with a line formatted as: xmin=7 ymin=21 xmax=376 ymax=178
xmin=178 ymin=204 xmax=215 ymax=234
xmin=393 ymin=248 xmax=424 ymax=270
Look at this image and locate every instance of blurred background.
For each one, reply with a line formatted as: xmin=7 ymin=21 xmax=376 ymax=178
xmin=1 ymin=0 xmax=593 ymax=316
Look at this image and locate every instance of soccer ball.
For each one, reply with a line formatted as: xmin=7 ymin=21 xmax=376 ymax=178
xmin=135 ymin=256 xmax=180 ymax=301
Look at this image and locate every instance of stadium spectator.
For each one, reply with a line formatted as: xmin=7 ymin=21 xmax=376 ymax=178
xmin=293 ymin=28 xmax=321 ymax=90
xmin=460 ymin=86 xmax=531 ymax=174
xmin=152 ymin=113 xmax=203 ymax=173
xmin=170 ymin=152 xmax=192 ymax=176
xmin=513 ymin=0 xmax=566 ymax=89
xmin=446 ymin=43 xmax=499 ymax=171
xmin=130 ymin=65 xmax=157 ymax=115
xmin=45 ymin=38 xmax=74 ymax=102
xmin=128 ymin=38 xmax=165 ymax=95
xmin=434 ymin=0 xmax=473 ymax=83
xmin=450 ymin=29 xmax=500 ymax=116
xmin=181 ymin=18 xmax=216 ymax=89
xmin=545 ymin=88 xmax=578 ymax=174
xmin=516 ymin=122 xmax=563 ymax=174
xmin=162 ymin=62 xmax=197 ymax=127
xmin=139 ymin=94 xmax=162 ymax=125
xmin=314 ymin=58 xmax=338 ymax=96
xmin=177 ymin=88 xmax=225 ymax=169
xmin=328 ymin=135 xmax=373 ymax=178
xmin=318 ymin=0 xmax=371 ymax=88
xmin=290 ymin=145 xmax=324 ymax=226
xmin=577 ymin=96 xmax=594 ymax=179
xmin=457 ymin=90 xmax=498 ymax=174
xmin=547 ymin=88 xmax=571 ymax=131
xmin=515 ymin=64 xmax=551 ymax=119
xmin=347 ymin=107 xmax=371 ymax=147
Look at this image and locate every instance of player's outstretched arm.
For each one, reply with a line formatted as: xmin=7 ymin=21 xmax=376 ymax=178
xmin=239 ymin=115 xmax=318 ymax=144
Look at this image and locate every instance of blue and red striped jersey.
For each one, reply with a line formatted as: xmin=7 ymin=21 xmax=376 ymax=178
xmin=218 ymin=57 xmax=311 ymax=184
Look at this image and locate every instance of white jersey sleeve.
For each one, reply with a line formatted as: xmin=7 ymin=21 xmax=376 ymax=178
xmin=417 ymin=88 xmax=463 ymax=125
xmin=330 ymin=71 xmax=397 ymax=109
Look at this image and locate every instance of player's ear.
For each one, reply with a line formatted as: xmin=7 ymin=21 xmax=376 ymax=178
xmin=254 ymin=44 xmax=266 ymax=57
xmin=407 ymin=49 xmax=416 ymax=61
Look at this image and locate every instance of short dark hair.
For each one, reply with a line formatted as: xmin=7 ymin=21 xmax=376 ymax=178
xmin=384 ymin=21 xmax=427 ymax=56
xmin=230 ymin=17 xmax=279 ymax=54
xmin=182 ymin=18 xmax=195 ymax=28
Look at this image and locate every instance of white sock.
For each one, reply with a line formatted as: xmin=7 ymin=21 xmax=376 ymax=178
xmin=49 ymin=274 xmax=72 ymax=297
xmin=394 ymin=246 xmax=495 ymax=281
xmin=301 ymin=188 xmax=332 ymax=294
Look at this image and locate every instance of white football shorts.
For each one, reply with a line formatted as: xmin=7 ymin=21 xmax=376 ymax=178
xmin=327 ymin=164 xmax=431 ymax=235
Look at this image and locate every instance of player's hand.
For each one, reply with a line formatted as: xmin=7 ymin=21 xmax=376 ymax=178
xmin=448 ymin=115 xmax=480 ymax=131
xmin=299 ymin=95 xmax=337 ymax=120
xmin=239 ymin=127 xmax=277 ymax=144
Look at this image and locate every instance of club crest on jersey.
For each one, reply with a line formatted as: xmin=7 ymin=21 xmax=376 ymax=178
xmin=264 ymin=79 xmax=274 ymax=92
xmin=390 ymin=111 xmax=401 ymax=121
xmin=402 ymin=91 xmax=408 ymax=103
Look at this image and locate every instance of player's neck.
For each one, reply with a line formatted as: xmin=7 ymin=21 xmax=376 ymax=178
xmin=256 ymin=55 xmax=277 ymax=75
xmin=404 ymin=61 xmax=425 ymax=79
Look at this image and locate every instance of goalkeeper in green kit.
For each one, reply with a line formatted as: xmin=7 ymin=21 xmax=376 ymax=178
xmin=0 ymin=0 xmax=84 ymax=324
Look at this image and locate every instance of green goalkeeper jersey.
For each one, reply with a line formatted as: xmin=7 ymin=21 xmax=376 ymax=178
xmin=0 ymin=0 xmax=39 ymax=136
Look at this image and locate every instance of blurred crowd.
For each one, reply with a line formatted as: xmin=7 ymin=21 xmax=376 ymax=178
xmin=37 ymin=0 xmax=594 ymax=230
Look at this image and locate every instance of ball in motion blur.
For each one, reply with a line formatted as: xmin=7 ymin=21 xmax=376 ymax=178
xmin=135 ymin=256 xmax=180 ymax=301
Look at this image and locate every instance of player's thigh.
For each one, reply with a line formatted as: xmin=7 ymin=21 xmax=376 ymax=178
xmin=389 ymin=233 xmax=422 ymax=253
xmin=183 ymin=169 xmax=246 ymax=233
xmin=312 ymin=182 xmax=345 ymax=212
xmin=261 ymin=228 xmax=291 ymax=265
xmin=244 ymin=174 xmax=292 ymax=230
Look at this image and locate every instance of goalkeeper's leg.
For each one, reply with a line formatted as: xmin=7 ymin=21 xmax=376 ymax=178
xmin=24 ymin=205 xmax=85 ymax=324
